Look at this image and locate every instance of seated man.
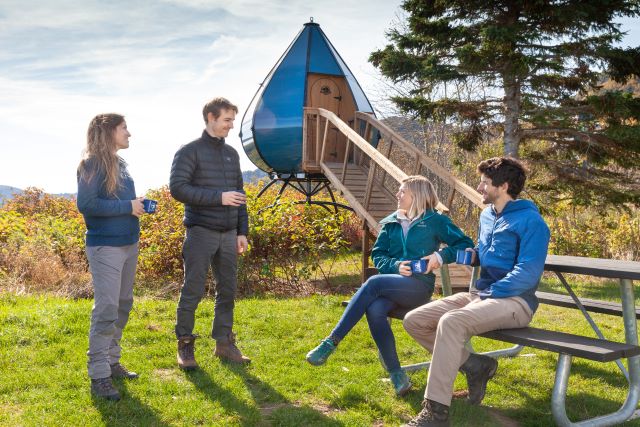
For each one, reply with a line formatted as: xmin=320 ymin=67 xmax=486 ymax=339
xmin=402 ymin=157 xmax=550 ymax=427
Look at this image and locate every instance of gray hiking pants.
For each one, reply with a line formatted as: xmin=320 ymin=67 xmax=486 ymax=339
xmin=86 ymin=243 xmax=138 ymax=379
xmin=175 ymin=226 xmax=238 ymax=342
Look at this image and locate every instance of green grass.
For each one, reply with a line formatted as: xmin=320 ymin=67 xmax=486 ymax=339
xmin=1 ymin=288 xmax=640 ymax=426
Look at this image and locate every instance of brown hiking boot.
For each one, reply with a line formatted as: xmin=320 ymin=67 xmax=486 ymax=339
xmin=177 ymin=335 xmax=199 ymax=370
xmin=214 ymin=332 xmax=251 ymax=364
xmin=91 ymin=377 xmax=121 ymax=401
xmin=402 ymin=399 xmax=449 ymax=427
xmin=110 ymin=363 xmax=139 ymax=379
xmin=459 ymin=353 xmax=498 ymax=405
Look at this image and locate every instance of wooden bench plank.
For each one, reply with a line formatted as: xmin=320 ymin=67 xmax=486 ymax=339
xmin=479 ymin=327 xmax=640 ymax=362
xmin=535 ymin=291 xmax=640 ymax=319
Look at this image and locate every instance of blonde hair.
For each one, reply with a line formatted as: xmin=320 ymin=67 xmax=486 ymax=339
xmin=78 ymin=113 xmax=125 ymax=195
xmin=401 ymin=175 xmax=439 ymax=219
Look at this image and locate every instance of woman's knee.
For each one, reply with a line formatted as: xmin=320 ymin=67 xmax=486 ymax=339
xmin=366 ymin=303 xmax=390 ymax=324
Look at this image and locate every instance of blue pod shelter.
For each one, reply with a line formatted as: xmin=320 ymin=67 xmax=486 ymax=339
xmin=240 ymin=19 xmax=375 ymax=181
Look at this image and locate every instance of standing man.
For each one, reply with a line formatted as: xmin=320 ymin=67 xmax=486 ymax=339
xmin=402 ymin=157 xmax=550 ymax=427
xmin=170 ymin=97 xmax=250 ymax=369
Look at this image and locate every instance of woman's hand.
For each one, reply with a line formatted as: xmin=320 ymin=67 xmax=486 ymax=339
xmin=422 ymin=253 xmax=442 ymax=274
xmin=131 ymin=197 xmax=145 ymax=217
xmin=398 ymin=261 xmax=412 ymax=276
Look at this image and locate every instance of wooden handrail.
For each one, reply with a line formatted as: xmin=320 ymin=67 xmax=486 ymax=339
xmin=305 ymin=108 xmax=450 ymax=213
xmin=307 ymin=107 xmax=407 ymax=183
xmin=355 ymin=112 xmax=484 ymax=209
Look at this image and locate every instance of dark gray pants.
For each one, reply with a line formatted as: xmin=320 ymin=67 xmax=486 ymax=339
xmin=86 ymin=243 xmax=138 ymax=379
xmin=175 ymin=226 xmax=238 ymax=342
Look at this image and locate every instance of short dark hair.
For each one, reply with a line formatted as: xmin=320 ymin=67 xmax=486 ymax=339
xmin=477 ymin=156 xmax=527 ymax=198
xmin=202 ymin=97 xmax=238 ymax=123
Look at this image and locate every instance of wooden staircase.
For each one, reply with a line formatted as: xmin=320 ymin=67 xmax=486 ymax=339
xmin=302 ymin=108 xmax=485 ymax=292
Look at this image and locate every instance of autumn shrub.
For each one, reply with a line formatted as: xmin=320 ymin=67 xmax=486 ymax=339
xmin=238 ymin=182 xmax=357 ymax=294
xmin=0 ymin=188 xmax=90 ymax=295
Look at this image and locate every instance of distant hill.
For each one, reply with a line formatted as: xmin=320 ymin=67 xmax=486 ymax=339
xmin=0 ymin=186 xmax=75 ymax=204
xmin=0 ymin=185 xmax=22 ymax=202
xmin=1 ymin=170 xmax=267 ymax=203
xmin=242 ymin=169 xmax=268 ymax=185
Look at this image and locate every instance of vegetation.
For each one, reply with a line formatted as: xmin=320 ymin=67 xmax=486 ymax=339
xmin=0 ymin=185 xmax=362 ymax=296
xmin=370 ymin=0 xmax=640 ymax=206
xmin=2 ymin=282 xmax=639 ymax=426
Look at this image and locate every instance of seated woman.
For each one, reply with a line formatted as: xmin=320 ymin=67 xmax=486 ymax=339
xmin=305 ymin=175 xmax=473 ymax=396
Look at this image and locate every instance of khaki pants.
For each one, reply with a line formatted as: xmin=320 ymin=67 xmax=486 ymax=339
xmin=403 ymin=292 xmax=533 ymax=406
xmin=86 ymin=243 xmax=138 ymax=379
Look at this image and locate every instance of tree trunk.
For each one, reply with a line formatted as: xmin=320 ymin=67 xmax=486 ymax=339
xmin=503 ymin=74 xmax=521 ymax=158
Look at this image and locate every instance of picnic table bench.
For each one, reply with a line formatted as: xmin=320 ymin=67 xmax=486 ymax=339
xmin=347 ymin=255 xmax=640 ymax=426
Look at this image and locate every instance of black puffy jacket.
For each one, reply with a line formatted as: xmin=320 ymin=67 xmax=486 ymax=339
xmin=170 ymin=130 xmax=248 ymax=235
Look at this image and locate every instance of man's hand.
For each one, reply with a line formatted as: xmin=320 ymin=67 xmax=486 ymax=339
xmin=131 ymin=197 xmax=145 ymax=217
xmin=237 ymin=235 xmax=248 ymax=255
xmin=222 ymin=191 xmax=247 ymax=207
xmin=398 ymin=260 xmax=412 ymax=277
xmin=422 ymin=253 xmax=442 ymax=274
xmin=467 ymin=248 xmax=477 ymax=265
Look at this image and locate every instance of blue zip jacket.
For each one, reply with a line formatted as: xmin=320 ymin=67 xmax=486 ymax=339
xmin=475 ymin=199 xmax=550 ymax=312
xmin=77 ymin=157 xmax=140 ymax=247
xmin=373 ymin=209 xmax=474 ymax=288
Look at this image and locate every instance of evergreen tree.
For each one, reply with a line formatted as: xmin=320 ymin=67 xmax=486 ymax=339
xmin=370 ymin=0 xmax=640 ymax=206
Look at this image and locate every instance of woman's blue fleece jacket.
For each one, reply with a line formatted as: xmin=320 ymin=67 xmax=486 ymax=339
xmin=77 ymin=158 xmax=140 ymax=247
xmin=475 ymin=199 xmax=550 ymax=313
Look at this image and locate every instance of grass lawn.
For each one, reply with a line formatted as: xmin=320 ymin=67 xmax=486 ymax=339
xmin=1 ymin=283 xmax=640 ymax=426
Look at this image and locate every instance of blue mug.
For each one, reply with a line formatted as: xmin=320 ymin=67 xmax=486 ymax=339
xmin=143 ymin=199 xmax=157 ymax=214
xmin=456 ymin=250 xmax=473 ymax=265
xmin=410 ymin=259 xmax=427 ymax=274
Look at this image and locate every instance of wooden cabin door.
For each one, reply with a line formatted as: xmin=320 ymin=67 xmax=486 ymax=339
xmin=308 ymin=75 xmax=345 ymax=163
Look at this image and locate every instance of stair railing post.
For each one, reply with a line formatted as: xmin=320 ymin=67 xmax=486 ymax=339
xmin=341 ymin=138 xmax=351 ymax=183
xmin=319 ymin=114 xmax=330 ymax=164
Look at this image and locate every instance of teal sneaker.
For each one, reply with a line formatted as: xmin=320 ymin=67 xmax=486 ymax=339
xmin=390 ymin=369 xmax=412 ymax=396
xmin=306 ymin=338 xmax=337 ymax=366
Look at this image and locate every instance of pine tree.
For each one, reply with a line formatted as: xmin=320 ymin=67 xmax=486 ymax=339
xmin=370 ymin=0 xmax=640 ymax=205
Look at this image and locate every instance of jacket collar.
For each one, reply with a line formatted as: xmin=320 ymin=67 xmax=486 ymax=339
xmin=379 ymin=208 xmax=437 ymax=225
xmin=201 ymin=129 xmax=225 ymax=146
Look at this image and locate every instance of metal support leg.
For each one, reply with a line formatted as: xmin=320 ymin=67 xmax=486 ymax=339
xmin=550 ymin=278 xmax=640 ymax=426
xmin=556 ymin=272 xmax=628 ymax=379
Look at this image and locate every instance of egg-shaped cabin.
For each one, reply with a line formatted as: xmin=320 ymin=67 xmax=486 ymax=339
xmin=240 ymin=20 xmax=376 ymax=179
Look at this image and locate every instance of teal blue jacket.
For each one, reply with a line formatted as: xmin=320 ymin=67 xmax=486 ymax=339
xmin=372 ymin=209 xmax=474 ymax=287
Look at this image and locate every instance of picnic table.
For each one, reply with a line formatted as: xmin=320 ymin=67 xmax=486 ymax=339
xmin=400 ymin=255 xmax=640 ymax=426
xmin=535 ymin=255 xmax=640 ymax=426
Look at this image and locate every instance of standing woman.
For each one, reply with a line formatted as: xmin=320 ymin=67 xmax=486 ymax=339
xmin=306 ymin=176 xmax=473 ymax=396
xmin=77 ymin=113 xmax=144 ymax=401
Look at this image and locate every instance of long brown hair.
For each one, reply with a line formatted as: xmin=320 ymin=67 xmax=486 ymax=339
xmin=78 ymin=113 xmax=125 ymax=195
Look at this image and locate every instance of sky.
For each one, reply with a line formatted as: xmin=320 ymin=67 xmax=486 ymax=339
xmin=0 ymin=1 xmax=638 ymax=194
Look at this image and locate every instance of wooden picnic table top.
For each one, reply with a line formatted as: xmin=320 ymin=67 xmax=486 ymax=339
xmin=545 ymin=255 xmax=640 ymax=281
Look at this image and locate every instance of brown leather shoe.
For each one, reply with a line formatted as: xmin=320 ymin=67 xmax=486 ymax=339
xmin=177 ymin=335 xmax=199 ymax=370
xmin=214 ymin=332 xmax=251 ymax=364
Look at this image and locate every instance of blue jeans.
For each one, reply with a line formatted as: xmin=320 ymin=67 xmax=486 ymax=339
xmin=330 ymin=274 xmax=433 ymax=372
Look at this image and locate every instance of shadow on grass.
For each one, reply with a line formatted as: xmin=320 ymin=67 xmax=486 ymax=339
xmin=225 ymin=363 xmax=345 ymax=426
xmin=184 ymin=368 xmax=261 ymax=426
xmin=92 ymin=379 xmax=171 ymax=427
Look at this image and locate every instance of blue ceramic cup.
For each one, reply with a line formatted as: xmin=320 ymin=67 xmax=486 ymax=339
xmin=456 ymin=249 xmax=473 ymax=265
xmin=410 ymin=259 xmax=427 ymax=274
xmin=143 ymin=199 xmax=157 ymax=214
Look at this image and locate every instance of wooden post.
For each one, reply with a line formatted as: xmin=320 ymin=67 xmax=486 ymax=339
xmin=361 ymin=220 xmax=372 ymax=283
xmin=341 ymin=138 xmax=351 ymax=183
xmin=379 ymin=138 xmax=394 ymax=185
xmin=315 ymin=114 xmax=321 ymax=166
xmin=319 ymin=118 xmax=330 ymax=163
